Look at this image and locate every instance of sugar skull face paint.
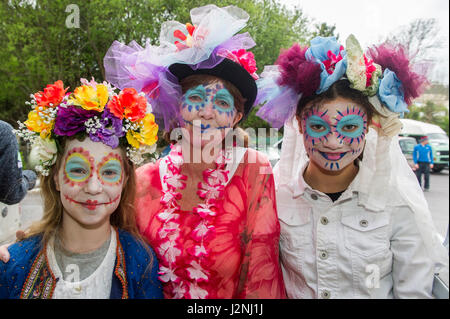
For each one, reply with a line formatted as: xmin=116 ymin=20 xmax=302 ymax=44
xmin=55 ymin=138 xmax=126 ymax=227
xmin=300 ymin=97 xmax=368 ymax=171
xmin=97 ymin=153 xmax=123 ymax=186
xmin=64 ymin=148 xmax=94 ymax=186
xmin=180 ymin=80 xmax=242 ymax=147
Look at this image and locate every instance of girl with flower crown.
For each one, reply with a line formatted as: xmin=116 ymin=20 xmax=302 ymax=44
xmin=0 ymin=79 xmax=162 ymax=299
xmin=256 ymin=35 xmax=448 ymax=298
xmin=103 ymin=5 xmax=286 ymax=299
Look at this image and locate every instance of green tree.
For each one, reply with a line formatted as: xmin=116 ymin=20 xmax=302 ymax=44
xmin=405 ymin=101 xmax=449 ymax=135
xmin=310 ymin=22 xmax=339 ymax=40
xmin=0 ymin=0 xmax=318 ymax=134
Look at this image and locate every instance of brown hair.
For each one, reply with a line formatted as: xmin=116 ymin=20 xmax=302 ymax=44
xmin=23 ymin=136 xmax=154 ymax=270
xmin=164 ymin=74 xmax=249 ymax=147
xmin=296 ymin=79 xmax=380 ymax=123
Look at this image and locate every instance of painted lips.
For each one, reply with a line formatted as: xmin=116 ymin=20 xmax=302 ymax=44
xmin=319 ymin=151 xmax=347 ymax=161
xmin=64 ymin=195 xmax=120 ymax=210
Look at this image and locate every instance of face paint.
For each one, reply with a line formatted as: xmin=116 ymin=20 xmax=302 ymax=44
xmin=180 ymin=80 xmax=240 ymax=148
xmin=57 ymin=139 xmax=126 ymax=227
xmin=301 ymin=98 xmax=368 ymax=171
xmin=182 ymin=85 xmax=206 ymax=112
xmin=64 ymin=194 xmax=121 ymax=211
xmin=333 ymin=106 xmax=367 ymax=144
xmin=63 ymin=147 xmax=94 ymax=186
xmin=97 ymin=153 xmax=123 ymax=186
xmin=213 ymin=88 xmax=235 ymax=116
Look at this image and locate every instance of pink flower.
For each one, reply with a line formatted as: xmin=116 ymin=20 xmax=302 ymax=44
xmin=193 ymin=203 xmax=217 ymax=218
xmin=158 ymin=265 xmax=179 ymax=283
xmin=231 ymin=49 xmax=258 ymax=79
xmin=188 ymin=283 xmax=209 ymax=299
xmin=322 ymin=46 xmax=345 ymax=75
xmin=187 ymin=261 xmax=209 ymax=281
xmin=364 ymin=54 xmax=377 ymax=87
xmin=191 ymin=221 xmax=215 ymax=241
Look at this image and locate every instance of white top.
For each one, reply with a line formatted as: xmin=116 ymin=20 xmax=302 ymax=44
xmin=47 ymin=227 xmax=117 ymax=299
xmin=277 ymin=160 xmax=435 ymax=299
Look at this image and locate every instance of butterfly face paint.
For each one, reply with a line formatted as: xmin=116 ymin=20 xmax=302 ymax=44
xmin=300 ymin=98 xmax=368 ymax=171
xmin=56 ymin=139 xmax=125 ymax=228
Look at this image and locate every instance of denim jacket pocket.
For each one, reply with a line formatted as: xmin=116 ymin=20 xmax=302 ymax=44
xmin=341 ymin=212 xmax=390 ymax=257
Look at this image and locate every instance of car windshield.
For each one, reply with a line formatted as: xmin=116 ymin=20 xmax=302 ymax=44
xmin=428 ymin=133 xmax=449 ymax=141
xmin=399 ymin=139 xmax=416 ymax=153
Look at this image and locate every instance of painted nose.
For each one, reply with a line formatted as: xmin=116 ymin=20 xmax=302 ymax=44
xmin=322 ymin=131 xmax=344 ymax=149
xmin=84 ymin=172 xmax=103 ymax=195
xmin=198 ymin=100 xmax=215 ymax=120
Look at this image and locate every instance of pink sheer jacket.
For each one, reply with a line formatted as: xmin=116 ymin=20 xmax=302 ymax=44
xmin=135 ymin=148 xmax=286 ymax=299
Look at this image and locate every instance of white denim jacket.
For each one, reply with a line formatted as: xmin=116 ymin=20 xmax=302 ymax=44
xmin=276 ymin=160 xmax=436 ymax=299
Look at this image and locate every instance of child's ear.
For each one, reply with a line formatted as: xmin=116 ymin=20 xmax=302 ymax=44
xmin=295 ymin=114 xmax=303 ymax=134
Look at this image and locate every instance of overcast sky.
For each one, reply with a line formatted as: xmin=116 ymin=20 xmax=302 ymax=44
xmin=279 ymin=0 xmax=449 ymax=84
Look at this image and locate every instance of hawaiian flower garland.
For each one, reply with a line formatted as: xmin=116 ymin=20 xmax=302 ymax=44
xmin=16 ymin=78 xmax=159 ymax=175
xmin=157 ymin=144 xmax=229 ymax=299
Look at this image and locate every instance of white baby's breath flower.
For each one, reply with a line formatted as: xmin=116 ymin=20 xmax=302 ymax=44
xmin=29 ymin=137 xmax=58 ymax=172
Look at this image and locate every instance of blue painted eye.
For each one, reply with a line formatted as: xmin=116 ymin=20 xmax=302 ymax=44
xmin=306 ymin=115 xmax=330 ymax=138
xmin=184 ymin=86 xmax=206 ymax=104
xmin=213 ymin=89 xmax=234 ymax=112
xmin=99 ymin=159 xmax=122 ymax=184
xmin=336 ymin=115 xmax=364 ymax=138
xmin=65 ymin=154 xmax=91 ymax=183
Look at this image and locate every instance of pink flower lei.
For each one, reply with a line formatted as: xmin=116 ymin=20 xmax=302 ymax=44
xmin=156 ymin=144 xmax=230 ymax=299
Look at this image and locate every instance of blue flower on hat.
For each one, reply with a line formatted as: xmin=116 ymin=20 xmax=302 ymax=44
xmin=305 ymin=36 xmax=348 ymax=94
xmin=377 ymin=68 xmax=409 ymax=114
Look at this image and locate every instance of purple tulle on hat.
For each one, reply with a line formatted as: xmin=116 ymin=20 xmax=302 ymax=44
xmin=104 ymin=40 xmax=184 ymax=130
xmin=104 ymin=31 xmax=257 ymax=131
xmin=255 ymin=66 xmax=301 ymax=128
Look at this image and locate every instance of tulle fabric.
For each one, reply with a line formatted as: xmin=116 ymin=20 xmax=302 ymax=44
xmin=103 ymin=5 xmax=256 ymax=130
xmin=135 ymin=149 xmax=286 ymax=299
xmin=104 ymin=41 xmax=184 ymax=130
xmin=255 ymin=66 xmax=300 ymax=129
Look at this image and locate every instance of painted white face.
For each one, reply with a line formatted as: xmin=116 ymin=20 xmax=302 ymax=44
xmin=54 ymin=138 xmax=126 ymax=227
xmin=299 ymin=97 xmax=368 ymax=171
xmin=180 ymin=80 xmax=242 ymax=148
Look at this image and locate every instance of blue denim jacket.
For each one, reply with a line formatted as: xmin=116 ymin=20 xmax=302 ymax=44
xmin=0 ymin=228 xmax=163 ymax=299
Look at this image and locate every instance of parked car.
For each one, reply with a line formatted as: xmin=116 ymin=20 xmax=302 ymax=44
xmin=398 ymin=136 xmax=417 ymax=170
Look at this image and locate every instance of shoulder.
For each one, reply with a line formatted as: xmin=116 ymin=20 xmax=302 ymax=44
xmin=135 ymin=160 xmax=161 ymax=184
xmin=117 ymin=229 xmax=157 ymax=264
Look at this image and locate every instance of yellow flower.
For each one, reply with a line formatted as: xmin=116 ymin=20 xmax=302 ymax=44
xmin=126 ymin=113 xmax=159 ymax=149
xmin=70 ymin=84 xmax=108 ymax=111
xmin=24 ymin=110 xmax=53 ymax=138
